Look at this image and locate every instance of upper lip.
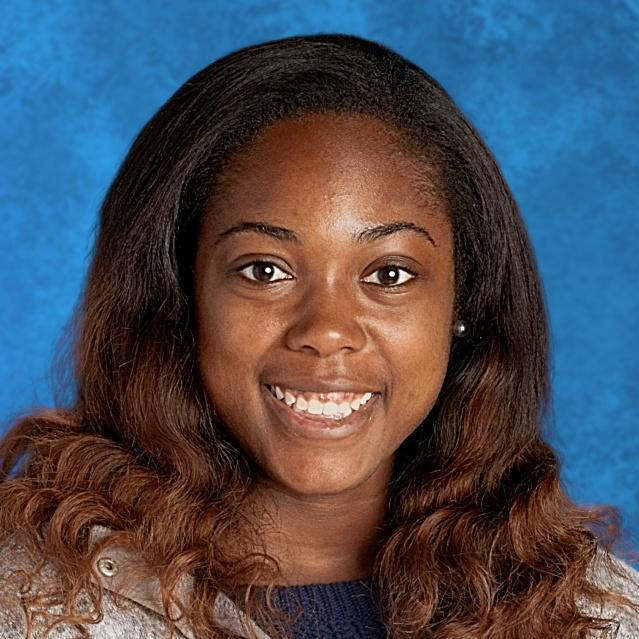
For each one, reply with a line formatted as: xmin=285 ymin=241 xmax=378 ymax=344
xmin=264 ymin=378 xmax=382 ymax=395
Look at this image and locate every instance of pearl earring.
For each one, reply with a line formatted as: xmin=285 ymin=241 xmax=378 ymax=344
xmin=453 ymin=320 xmax=468 ymax=337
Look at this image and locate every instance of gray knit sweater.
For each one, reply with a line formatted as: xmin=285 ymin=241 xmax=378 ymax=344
xmin=1 ymin=525 xmax=638 ymax=638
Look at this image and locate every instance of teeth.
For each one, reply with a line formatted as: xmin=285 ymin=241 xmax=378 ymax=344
xmin=268 ymin=385 xmax=375 ymax=419
xmin=337 ymin=402 xmax=352 ymax=417
xmin=322 ymin=403 xmax=339 ymax=416
xmin=307 ymin=399 xmax=324 ymax=415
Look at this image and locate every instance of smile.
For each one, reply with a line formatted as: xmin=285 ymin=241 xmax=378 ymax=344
xmin=262 ymin=384 xmax=381 ymax=440
xmin=266 ymin=384 xmax=374 ymax=419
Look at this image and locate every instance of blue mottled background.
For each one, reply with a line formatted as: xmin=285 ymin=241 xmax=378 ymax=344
xmin=1 ymin=2 xmax=638 ymax=556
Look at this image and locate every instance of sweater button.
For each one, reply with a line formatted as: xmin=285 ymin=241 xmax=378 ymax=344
xmin=97 ymin=557 xmax=118 ymax=577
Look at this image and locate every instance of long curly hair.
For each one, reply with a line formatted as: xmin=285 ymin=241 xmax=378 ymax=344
xmin=1 ymin=33 xmax=637 ymax=639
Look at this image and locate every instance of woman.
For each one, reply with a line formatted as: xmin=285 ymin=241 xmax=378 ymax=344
xmin=0 ymin=33 xmax=637 ymax=639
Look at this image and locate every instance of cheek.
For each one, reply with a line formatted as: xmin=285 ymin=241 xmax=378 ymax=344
xmin=195 ymin=294 xmax=280 ymax=401
xmin=381 ymin=307 xmax=452 ymax=413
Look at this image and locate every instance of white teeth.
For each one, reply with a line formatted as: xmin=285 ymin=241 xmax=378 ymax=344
xmin=269 ymin=384 xmax=374 ymax=420
xmin=307 ymin=399 xmax=324 ymax=415
xmin=350 ymin=393 xmax=373 ymax=411
xmin=337 ymin=401 xmax=352 ymax=417
xmin=322 ymin=403 xmax=339 ymax=416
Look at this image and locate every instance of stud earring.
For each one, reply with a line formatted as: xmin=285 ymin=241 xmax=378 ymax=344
xmin=453 ymin=320 xmax=468 ymax=337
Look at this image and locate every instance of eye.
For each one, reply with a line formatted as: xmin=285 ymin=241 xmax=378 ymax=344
xmin=236 ymin=261 xmax=293 ymax=283
xmin=363 ymin=264 xmax=417 ymax=287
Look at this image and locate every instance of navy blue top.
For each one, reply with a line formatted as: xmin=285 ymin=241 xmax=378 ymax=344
xmin=254 ymin=578 xmax=389 ymax=639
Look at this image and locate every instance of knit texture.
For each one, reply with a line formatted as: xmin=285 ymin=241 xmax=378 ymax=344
xmin=253 ymin=578 xmax=390 ymax=639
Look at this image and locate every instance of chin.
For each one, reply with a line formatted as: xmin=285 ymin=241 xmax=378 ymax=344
xmin=266 ymin=462 xmax=381 ymax=498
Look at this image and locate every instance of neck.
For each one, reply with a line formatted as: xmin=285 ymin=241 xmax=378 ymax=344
xmin=249 ymin=472 xmax=391 ymax=586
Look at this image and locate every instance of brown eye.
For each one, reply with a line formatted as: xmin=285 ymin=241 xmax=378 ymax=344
xmin=363 ymin=265 xmax=416 ymax=287
xmin=237 ymin=261 xmax=292 ymax=283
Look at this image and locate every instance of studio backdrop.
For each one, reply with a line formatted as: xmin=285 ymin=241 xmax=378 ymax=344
xmin=1 ymin=1 xmax=637 ymax=555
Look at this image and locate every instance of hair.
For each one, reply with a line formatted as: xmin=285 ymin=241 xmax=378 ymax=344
xmin=1 ymin=33 xmax=637 ymax=639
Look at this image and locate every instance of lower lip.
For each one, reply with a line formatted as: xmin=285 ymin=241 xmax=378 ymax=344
xmin=262 ymin=385 xmax=380 ymax=441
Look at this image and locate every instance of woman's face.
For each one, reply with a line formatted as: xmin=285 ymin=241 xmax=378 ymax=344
xmin=194 ymin=113 xmax=455 ymax=497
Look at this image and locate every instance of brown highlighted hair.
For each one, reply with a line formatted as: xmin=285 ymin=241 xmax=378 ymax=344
xmin=1 ymin=33 xmax=637 ymax=638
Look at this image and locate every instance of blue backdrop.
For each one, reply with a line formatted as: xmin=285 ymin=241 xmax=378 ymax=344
xmin=1 ymin=1 xmax=637 ymax=556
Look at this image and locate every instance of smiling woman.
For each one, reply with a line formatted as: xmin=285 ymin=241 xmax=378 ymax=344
xmin=1 ymin=34 xmax=638 ymax=639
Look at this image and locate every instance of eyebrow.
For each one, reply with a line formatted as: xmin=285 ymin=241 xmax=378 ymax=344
xmin=214 ymin=220 xmax=437 ymax=247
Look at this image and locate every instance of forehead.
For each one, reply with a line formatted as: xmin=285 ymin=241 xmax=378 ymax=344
xmin=203 ymin=113 xmax=449 ymax=245
xmin=214 ymin=113 xmax=443 ymax=199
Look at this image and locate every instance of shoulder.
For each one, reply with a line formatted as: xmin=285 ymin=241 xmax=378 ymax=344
xmin=0 ymin=526 xmax=266 ymax=639
xmin=580 ymin=549 xmax=639 ymax=639
xmin=0 ymin=534 xmax=183 ymax=639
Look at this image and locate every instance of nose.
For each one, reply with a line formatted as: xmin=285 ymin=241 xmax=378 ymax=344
xmin=284 ymin=281 xmax=367 ymax=358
